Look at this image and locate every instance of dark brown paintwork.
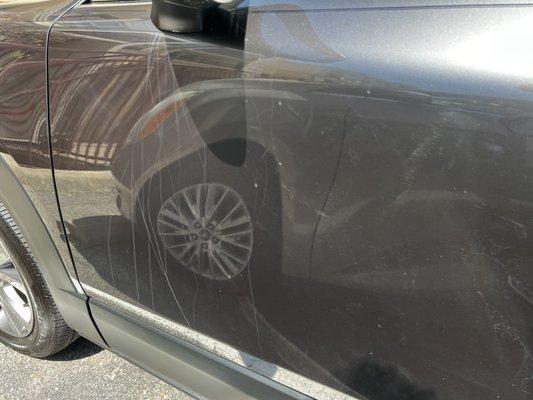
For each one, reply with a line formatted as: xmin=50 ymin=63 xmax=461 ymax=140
xmin=0 ymin=0 xmax=84 ymax=281
xmin=1 ymin=0 xmax=533 ymax=399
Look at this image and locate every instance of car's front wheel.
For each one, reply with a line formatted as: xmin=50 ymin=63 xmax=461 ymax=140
xmin=0 ymin=203 xmax=77 ymax=357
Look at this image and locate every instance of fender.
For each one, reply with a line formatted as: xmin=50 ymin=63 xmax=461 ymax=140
xmin=0 ymin=154 xmax=106 ymax=346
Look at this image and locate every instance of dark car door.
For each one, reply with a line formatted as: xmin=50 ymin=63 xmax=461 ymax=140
xmin=47 ymin=1 xmax=533 ymax=399
xmin=47 ymin=0 xmax=361 ymax=397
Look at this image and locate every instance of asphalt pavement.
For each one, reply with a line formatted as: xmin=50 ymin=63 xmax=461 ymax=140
xmin=0 ymin=338 xmax=193 ymax=400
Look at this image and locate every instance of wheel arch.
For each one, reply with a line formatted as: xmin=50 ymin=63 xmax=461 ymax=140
xmin=0 ymin=155 xmax=106 ymax=346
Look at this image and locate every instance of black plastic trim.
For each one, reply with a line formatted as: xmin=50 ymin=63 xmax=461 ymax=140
xmin=90 ymin=298 xmax=314 ymax=400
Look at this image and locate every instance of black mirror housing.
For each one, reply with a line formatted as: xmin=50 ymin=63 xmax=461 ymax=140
xmin=151 ymin=0 xmax=236 ymax=33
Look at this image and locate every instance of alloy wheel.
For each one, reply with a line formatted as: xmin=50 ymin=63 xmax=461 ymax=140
xmin=0 ymin=241 xmax=33 ymax=338
xmin=157 ymin=183 xmax=253 ymax=280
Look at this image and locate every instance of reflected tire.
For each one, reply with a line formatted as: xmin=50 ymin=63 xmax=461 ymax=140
xmin=0 ymin=203 xmax=77 ymax=358
xmin=137 ymin=143 xmax=282 ymax=289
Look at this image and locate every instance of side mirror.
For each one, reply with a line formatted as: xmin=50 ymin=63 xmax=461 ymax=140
xmin=151 ymin=0 xmax=236 ymax=33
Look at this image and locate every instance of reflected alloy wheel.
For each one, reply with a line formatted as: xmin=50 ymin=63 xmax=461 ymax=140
xmin=157 ymin=183 xmax=253 ymax=280
xmin=0 ymin=241 xmax=33 ymax=338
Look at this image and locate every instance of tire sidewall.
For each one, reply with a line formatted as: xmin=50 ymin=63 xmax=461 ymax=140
xmin=0 ymin=218 xmax=56 ymax=357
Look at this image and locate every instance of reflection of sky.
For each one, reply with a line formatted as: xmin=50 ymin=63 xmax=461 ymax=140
xmin=446 ymin=15 xmax=533 ymax=80
xmin=255 ymin=6 xmax=533 ymax=102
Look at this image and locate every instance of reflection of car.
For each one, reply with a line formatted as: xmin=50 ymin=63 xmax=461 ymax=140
xmin=111 ymin=78 xmax=354 ymax=281
xmin=1 ymin=1 xmax=533 ymax=400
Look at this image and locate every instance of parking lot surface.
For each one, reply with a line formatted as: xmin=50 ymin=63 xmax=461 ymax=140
xmin=0 ymin=338 xmax=193 ymax=400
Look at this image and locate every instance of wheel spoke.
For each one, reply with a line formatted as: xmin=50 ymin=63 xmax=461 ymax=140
xmin=0 ymin=310 xmax=22 ymax=337
xmin=204 ymin=184 xmax=217 ymax=221
xmin=218 ymin=236 xmax=252 ymax=251
xmin=209 ymin=249 xmax=235 ymax=278
xmin=0 ymin=283 xmax=11 ymax=304
xmin=221 ymin=229 xmax=252 ymax=238
xmin=0 ymin=242 xmax=33 ymax=338
xmin=168 ymin=241 xmax=197 ymax=258
xmin=169 ymin=195 xmax=192 ymax=223
xmin=212 ymin=203 xmax=242 ymax=232
xmin=215 ymin=216 xmax=250 ymax=233
xmin=205 ymin=188 xmax=229 ymax=223
xmin=0 ymin=245 xmax=11 ymax=266
xmin=159 ymin=208 xmax=192 ymax=230
xmin=195 ymin=184 xmax=204 ymax=220
xmin=158 ymin=230 xmax=194 ymax=237
xmin=183 ymin=190 xmax=199 ymax=221
xmin=0 ymin=263 xmax=19 ymax=283
xmin=214 ymin=246 xmax=247 ymax=264
xmin=0 ymin=285 xmax=31 ymax=337
xmin=183 ymin=243 xmax=200 ymax=265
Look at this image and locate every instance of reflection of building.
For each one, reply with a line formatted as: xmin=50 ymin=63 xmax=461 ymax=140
xmin=53 ymin=134 xmax=118 ymax=168
xmin=45 ymin=21 xmax=247 ymax=170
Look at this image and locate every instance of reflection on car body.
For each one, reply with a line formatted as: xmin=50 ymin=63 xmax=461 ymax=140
xmin=0 ymin=1 xmax=532 ymax=399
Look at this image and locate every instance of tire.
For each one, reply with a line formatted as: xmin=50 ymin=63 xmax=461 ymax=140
xmin=0 ymin=202 xmax=77 ymax=358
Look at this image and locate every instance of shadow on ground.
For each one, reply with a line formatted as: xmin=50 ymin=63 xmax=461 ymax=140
xmin=47 ymin=337 xmax=103 ymax=362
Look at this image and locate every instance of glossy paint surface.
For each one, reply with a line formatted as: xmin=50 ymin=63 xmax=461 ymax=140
xmin=47 ymin=2 xmax=533 ymax=400
xmin=0 ymin=0 xmax=81 ymax=280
